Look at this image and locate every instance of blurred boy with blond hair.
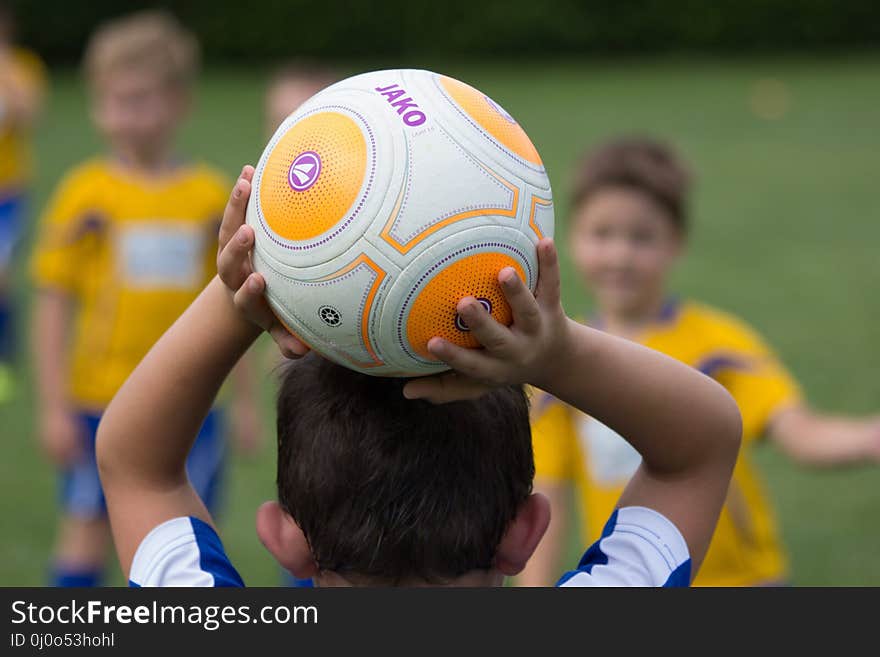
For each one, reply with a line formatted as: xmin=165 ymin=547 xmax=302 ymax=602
xmin=30 ymin=10 xmax=259 ymax=587
xmin=0 ymin=2 xmax=45 ymax=400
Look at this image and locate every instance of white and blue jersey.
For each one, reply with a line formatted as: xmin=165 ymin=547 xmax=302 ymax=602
xmin=128 ymin=506 xmax=691 ymax=588
xmin=130 ymin=516 xmax=243 ymax=587
xmin=556 ymin=507 xmax=691 ymax=587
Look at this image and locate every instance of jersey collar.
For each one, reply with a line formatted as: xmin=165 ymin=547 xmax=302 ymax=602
xmin=588 ymin=297 xmax=681 ymax=333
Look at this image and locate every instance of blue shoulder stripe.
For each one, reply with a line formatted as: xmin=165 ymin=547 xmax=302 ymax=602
xmin=190 ymin=517 xmax=245 ymax=587
xmin=555 ymin=509 xmax=619 ymax=586
xmin=662 ymin=559 xmax=692 ymax=587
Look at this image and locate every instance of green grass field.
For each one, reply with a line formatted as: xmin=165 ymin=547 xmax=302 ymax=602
xmin=2 ymin=54 xmax=879 ymax=585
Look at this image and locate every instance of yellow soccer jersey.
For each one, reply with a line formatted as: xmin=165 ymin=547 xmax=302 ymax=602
xmin=531 ymin=299 xmax=803 ymax=587
xmin=0 ymin=48 xmax=47 ymax=191
xmin=31 ymin=158 xmax=229 ymax=409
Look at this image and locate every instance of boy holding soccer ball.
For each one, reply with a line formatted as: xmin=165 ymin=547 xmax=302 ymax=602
xmin=95 ymin=167 xmax=741 ymax=587
xmin=520 ymin=138 xmax=880 ymax=587
xmin=29 ymin=11 xmax=261 ymax=587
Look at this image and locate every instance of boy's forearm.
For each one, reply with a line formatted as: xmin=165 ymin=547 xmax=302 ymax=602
xmin=231 ymin=349 xmax=259 ymax=406
xmin=97 ymin=276 xmax=260 ymax=487
xmin=32 ymin=290 xmax=71 ymax=412
xmin=540 ymin=320 xmax=741 ymax=475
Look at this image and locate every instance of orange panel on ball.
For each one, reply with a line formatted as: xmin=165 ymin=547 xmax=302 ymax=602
xmin=259 ymin=111 xmax=367 ymax=242
xmin=406 ymin=252 xmax=526 ymax=359
xmin=439 ymin=76 xmax=542 ymax=166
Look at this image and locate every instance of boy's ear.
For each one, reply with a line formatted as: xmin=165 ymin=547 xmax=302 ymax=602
xmin=255 ymin=501 xmax=318 ymax=579
xmin=494 ymin=493 xmax=551 ymax=576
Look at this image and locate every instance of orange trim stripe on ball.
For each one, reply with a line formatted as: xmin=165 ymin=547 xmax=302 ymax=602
xmin=317 ymin=253 xmax=387 ymax=368
xmin=528 ymin=195 xmax=553 ymax=240
xmin=380 ymin=164 xmax=519 ymax=255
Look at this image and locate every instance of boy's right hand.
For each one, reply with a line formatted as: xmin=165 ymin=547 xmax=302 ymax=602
xmin=216 ymin=165 xmax=308 ymax=360
xmin=404 ymin=238 xmax=574 ymax=403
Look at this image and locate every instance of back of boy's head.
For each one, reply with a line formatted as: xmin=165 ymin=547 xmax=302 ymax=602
xmin=572 ymin=137 xmax=692 ymax=232
xmin=275 ymin=354 xmax=533 ymax=584
xmin=83 ymin=10 xmax=199 ymax=90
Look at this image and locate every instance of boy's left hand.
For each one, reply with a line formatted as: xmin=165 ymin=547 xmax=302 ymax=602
xmin=404 ymin=239 xmax=573 ymax=404
xmin=217 ymin=165 xmax=309 ymax=359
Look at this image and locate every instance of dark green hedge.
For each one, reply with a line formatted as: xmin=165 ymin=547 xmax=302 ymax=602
xmin=8 ymin=0 xmax=880 ymax=63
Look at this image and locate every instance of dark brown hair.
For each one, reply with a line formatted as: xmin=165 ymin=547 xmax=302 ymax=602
xmin=571 ymin=137 xmax=692 ymax=231
xmin=275 ymin=354 xmax=533 ymax=584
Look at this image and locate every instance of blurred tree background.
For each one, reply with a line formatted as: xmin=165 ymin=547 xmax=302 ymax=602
xmin=10 ymin=0 xmax=880 ymax=64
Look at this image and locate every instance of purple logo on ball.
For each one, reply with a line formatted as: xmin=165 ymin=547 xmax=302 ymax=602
xmin=484 ymin=95 xmax=517 ymax=124
xmin=454 ymin=298 xmax=493 ymax=332
xmin=288 ymin=151 xmax=322 ymax=191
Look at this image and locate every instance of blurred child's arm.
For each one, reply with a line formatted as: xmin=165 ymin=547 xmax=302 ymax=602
xmin=30 ymin=174 xmax=93 ymax=467
xmin=405 ymin=240 xmax=742 ymax=574
xmin=707 ymin=319 xmax=880 ymax=465
xmin=769 ymin=406 xmax=880 ymax=465
xmin=229 ymin=351 xmax=264 ymax=455
xmin=96 ymin=168 xmax=306 ymax=575
xmin=31 ymin=289 xmax=81 ymax=465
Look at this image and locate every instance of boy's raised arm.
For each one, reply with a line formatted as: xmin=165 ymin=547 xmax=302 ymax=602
xmin=558 ymin=321 xmax=742 ymax=574
xmin=405 ymin=240 xmax=742 ymax=575
xmin=96 ymin=167 xmax=306 ymax=575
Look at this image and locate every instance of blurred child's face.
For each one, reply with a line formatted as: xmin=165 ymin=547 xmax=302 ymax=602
xmin=266 ymin=79 xmax=321 ymax=133
xmin=91 ymin=70 xmax=188 ymax=163
xmin=569 ymin=187 xmax=683 ymax=317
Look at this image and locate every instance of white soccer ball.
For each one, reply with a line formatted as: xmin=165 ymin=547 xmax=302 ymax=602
xmin=246 ymin=68 xmax=553 ymax=376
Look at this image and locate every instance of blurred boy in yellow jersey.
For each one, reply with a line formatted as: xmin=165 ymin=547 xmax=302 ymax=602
xmin=0 ymin=2 xmax=45 ymax=400
xmin=520 ymin=138 xmax=880 ymax=587
xmin=30 ymin=11 xmax=261 ymax=587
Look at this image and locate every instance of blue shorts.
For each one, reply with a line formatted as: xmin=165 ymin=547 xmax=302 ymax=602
xmin=0 ymin=193 xmax=25 ymax=269
xmin=60 ymin=410 xmax=227 ymax=519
